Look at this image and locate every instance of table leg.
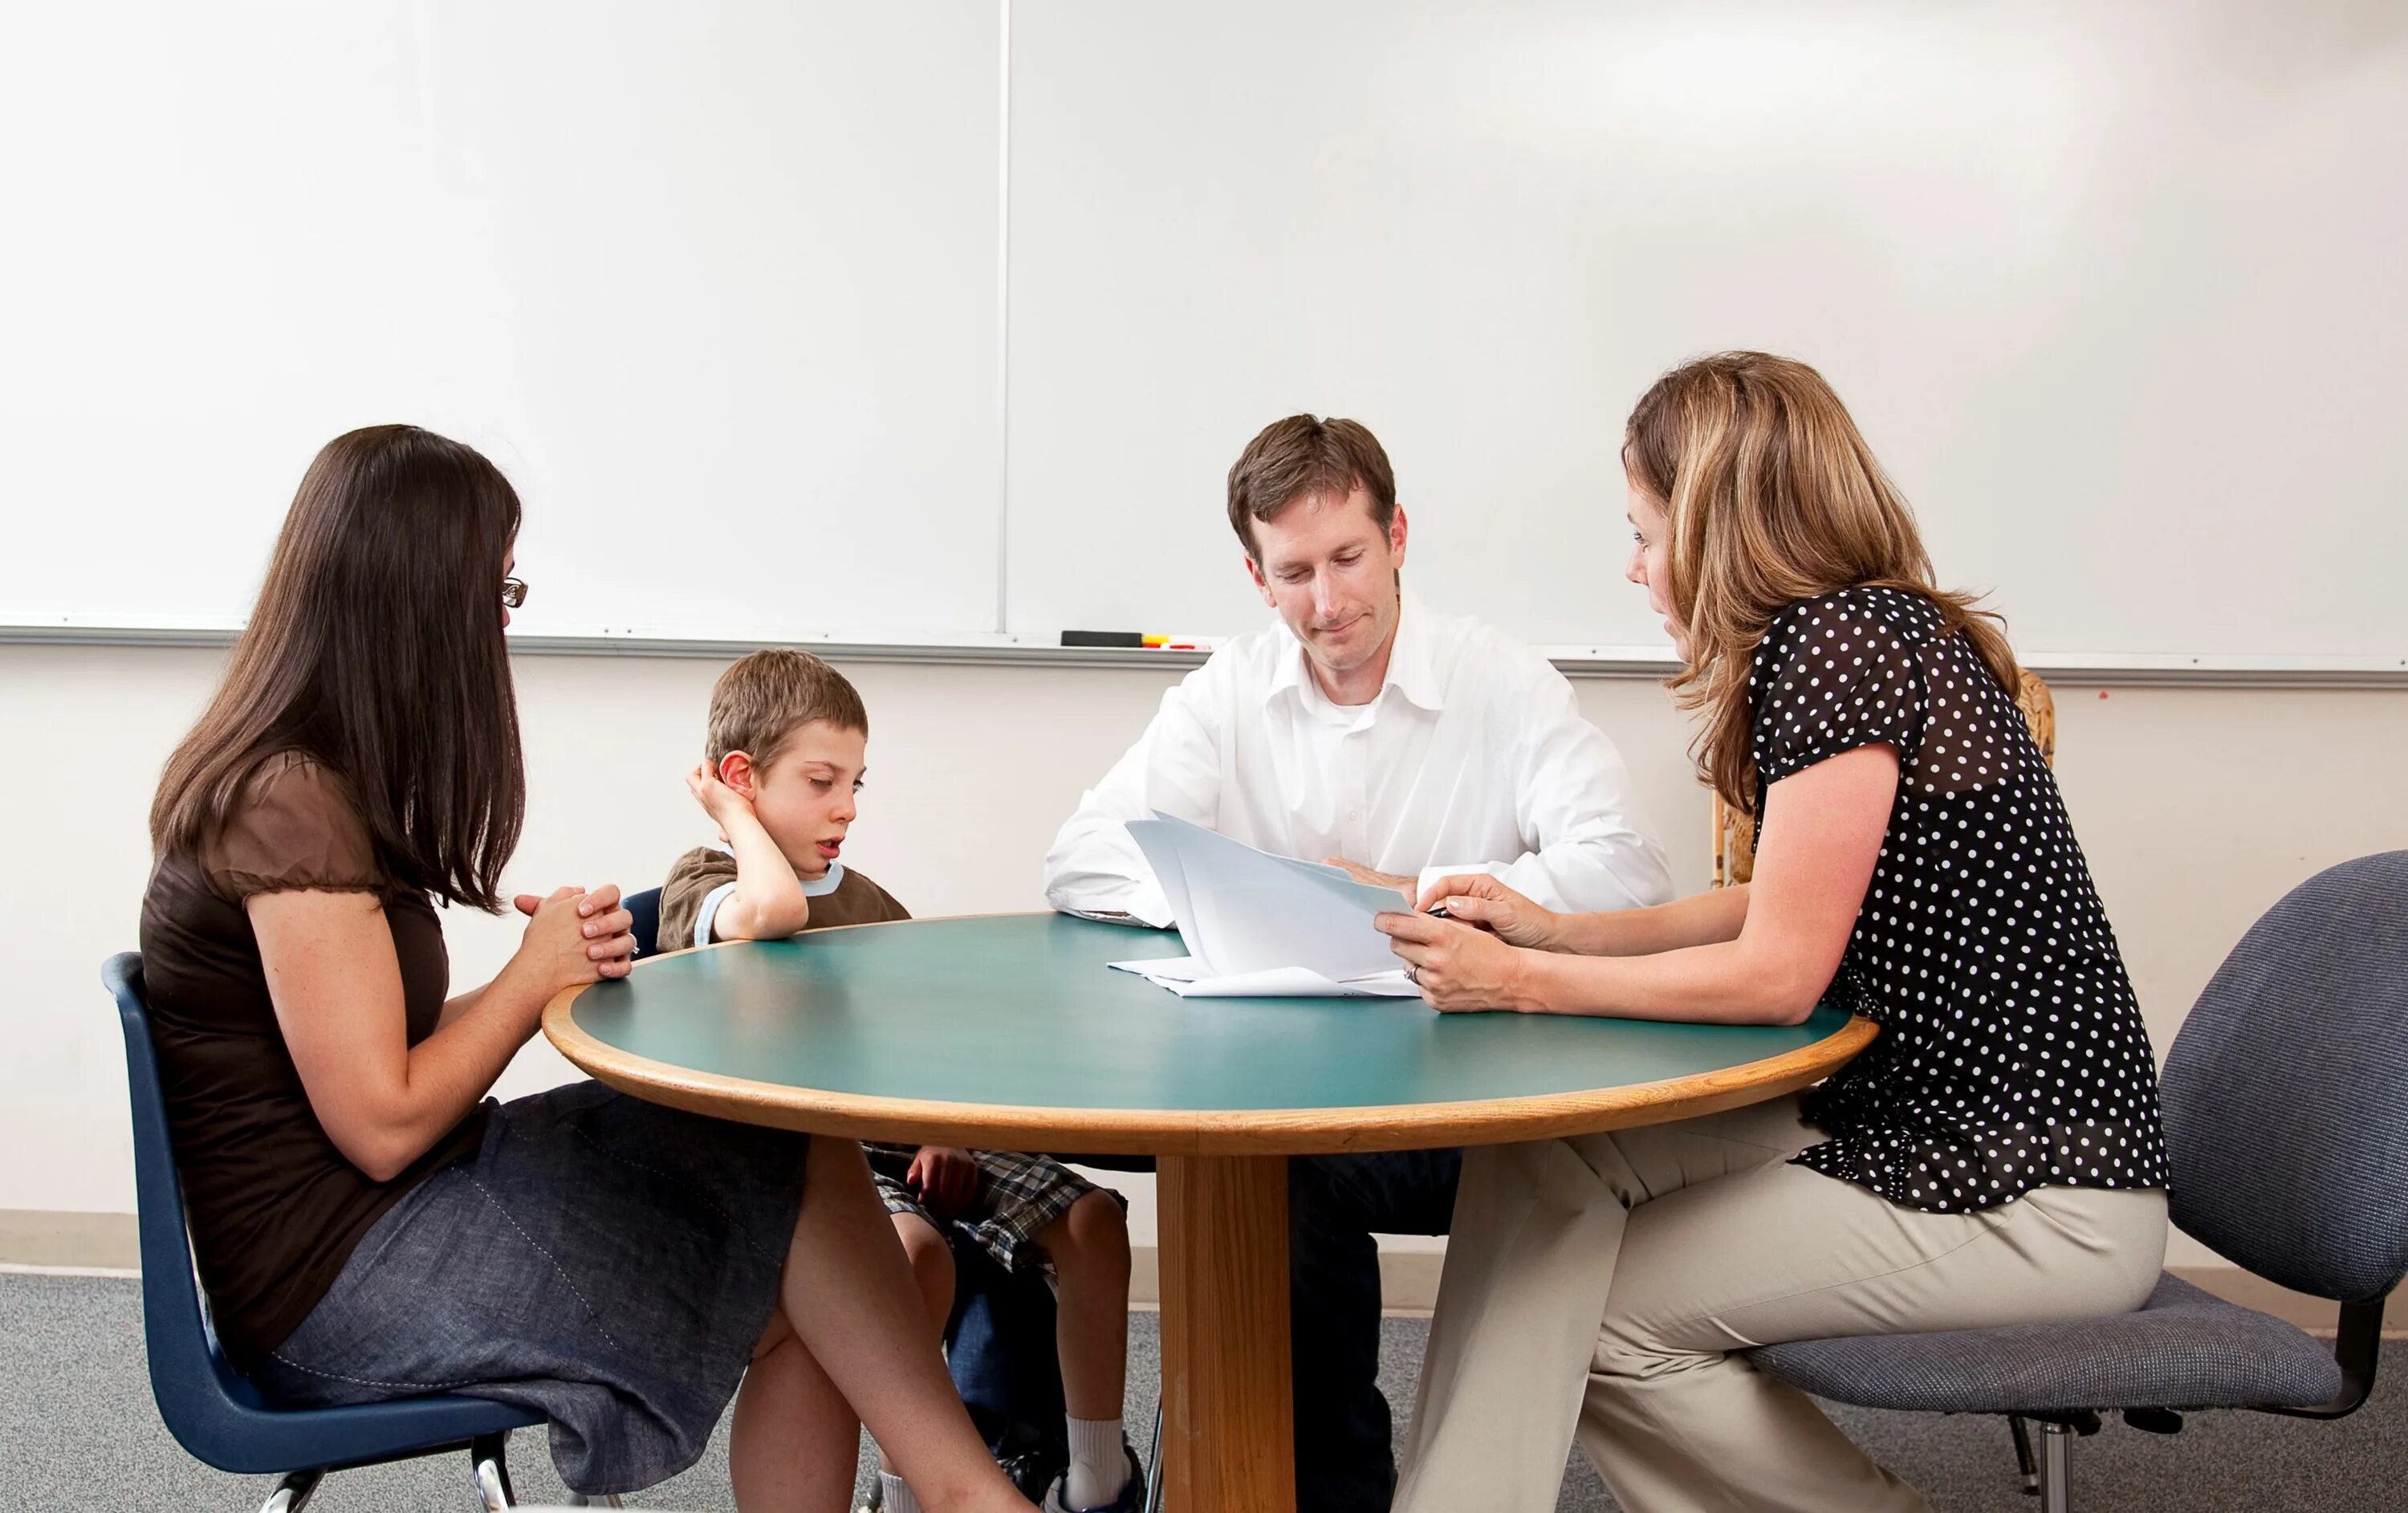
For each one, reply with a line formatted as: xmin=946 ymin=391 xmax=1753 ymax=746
xmin=1154 ymin=1153 xmax=1294 ymax=1513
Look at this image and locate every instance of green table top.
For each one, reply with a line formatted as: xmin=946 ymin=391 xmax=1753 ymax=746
xmin=546 ymin=913 xmax=1872 ymax=1155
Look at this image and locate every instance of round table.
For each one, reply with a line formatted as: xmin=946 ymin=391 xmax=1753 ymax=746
xmin=544 ymin=913 xmax=1873 ymax=1513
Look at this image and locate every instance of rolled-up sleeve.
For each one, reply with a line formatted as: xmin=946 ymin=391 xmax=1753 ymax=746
xmin=657 ymin=847 xmax=739 ymax=952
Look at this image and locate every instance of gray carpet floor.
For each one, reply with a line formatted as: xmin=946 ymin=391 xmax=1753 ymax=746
xmin=4 ymin=1272 xmax=2398 ymax=1511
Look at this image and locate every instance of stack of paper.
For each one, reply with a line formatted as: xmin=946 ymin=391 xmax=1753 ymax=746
xmin=1107 ymin=813 xmax=1422 ymax=998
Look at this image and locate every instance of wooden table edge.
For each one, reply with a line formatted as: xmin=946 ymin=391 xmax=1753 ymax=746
xmin=542 ymin=979 xmax=1877 ymax=1157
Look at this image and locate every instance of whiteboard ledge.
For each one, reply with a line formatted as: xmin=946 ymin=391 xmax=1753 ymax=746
xmin=3 ymin=621 xmax=2404 ymax=688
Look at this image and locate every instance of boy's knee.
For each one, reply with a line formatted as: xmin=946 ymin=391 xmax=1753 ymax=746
xmin=1052 ymin=1190 xmax=1130 ymax=1275
xmin=896 ymin=1216 xmax=956 ymax=1284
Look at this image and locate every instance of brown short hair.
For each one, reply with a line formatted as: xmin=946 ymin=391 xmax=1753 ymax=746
xmin=706 ymin=649 xmax=868 ymax=767
xmin=1226 ymin=414 xmax=1397 ymax=555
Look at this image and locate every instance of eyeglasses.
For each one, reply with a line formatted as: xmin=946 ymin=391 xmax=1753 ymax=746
xmin=502 ymin=576 xmax=528 ymax=609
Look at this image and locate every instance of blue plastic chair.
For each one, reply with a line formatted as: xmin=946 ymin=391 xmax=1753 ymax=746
xmin=624 ymin=887 xmax=663 ymax=959
xmin=104 ymin=952 xmax=601 ymax=1511
xmin=1748 ymin=852 xmax=2408 ymax=1511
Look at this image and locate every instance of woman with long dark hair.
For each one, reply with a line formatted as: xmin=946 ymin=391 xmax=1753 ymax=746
xmin=140 ymin=425 xmax=1031 ymax=1511
xmin=1375 ymin=354 xmax=2171 ymax=1512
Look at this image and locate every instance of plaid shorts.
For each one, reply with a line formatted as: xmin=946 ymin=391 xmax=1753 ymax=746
xmin=864 ymin=1144 xmax=1108 ymax=1275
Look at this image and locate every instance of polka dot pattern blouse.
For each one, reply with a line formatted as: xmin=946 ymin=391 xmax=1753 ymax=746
xmin=1755 ymin=587 xmax=2170 ymax=1213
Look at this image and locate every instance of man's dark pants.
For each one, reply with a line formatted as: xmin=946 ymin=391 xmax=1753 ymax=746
xmin=946 ymin=1149 xmax=1462 ymax=1511
xmin=1288 ymin=1148 xmax=1463 ymax=1511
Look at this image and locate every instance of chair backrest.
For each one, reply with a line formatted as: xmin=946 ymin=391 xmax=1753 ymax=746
xmin=2159 ymin=852 xmax=2408 ymax=1304
xmin=1713 ymin=667 xmax=2056 ymax=886
xmin=626 ymin=886 xmax=663 ymax=958
xmin=101 ymin=953 xmax=287 ymax=1458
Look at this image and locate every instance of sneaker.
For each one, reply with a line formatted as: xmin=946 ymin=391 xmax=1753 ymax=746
xmin=1040 ymin=1440 xmax=1147 ymax=1513
xmin=998 ymin=1444 xmax=1064 ymax=1501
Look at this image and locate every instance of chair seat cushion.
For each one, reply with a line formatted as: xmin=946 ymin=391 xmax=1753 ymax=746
xmin=1747 ymin=1273 xmax=2343 ymax=1413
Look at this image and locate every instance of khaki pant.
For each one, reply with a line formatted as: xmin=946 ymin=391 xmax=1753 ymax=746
xmin=1393 ymin=1096 xmax=2166 ymax=1513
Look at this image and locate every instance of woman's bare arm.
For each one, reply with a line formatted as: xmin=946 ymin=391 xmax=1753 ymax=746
xmin=1387 ymin=746 xmax=1895 ymax=1024
xmin=251 ymin=885 xmax=633 ymax=1181
xmin=1551 ymin=885 xmax=1753 ymax=956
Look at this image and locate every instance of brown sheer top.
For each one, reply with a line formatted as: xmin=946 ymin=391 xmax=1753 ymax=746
xmin=137 ymin=752 xmax=487 ymax=1369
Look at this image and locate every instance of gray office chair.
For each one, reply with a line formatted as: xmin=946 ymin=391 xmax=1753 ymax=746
xmin=1749 ymin=850 xmax=2408 ymax=1511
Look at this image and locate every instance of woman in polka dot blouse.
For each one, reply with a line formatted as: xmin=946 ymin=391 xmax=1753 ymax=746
xmin=1376 ymin=352 xmax=2173 ymax=1513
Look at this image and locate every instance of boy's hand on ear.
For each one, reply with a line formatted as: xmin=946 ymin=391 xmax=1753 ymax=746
xmin=685 ymin=762 xmax=752 ymax=830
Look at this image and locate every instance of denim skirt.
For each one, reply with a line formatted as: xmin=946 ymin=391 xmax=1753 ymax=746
xmin=250 ymin=1081 xmax=811 ymax=1496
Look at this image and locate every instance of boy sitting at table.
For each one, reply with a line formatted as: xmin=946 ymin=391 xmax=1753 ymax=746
xmin=660 ymin=649 xmax=1144 ymax=1513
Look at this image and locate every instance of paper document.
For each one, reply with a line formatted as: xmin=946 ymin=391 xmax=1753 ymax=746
xmin=1108 ymin=814 xmax=1422 ymax=998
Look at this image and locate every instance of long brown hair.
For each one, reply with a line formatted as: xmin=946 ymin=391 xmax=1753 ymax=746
xmin=1624 ymin=352 xmax=2019 ymax=811
xmin=150 ymin=425 xmax=526 ymax=909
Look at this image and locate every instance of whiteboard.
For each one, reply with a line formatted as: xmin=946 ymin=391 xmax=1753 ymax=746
xmin=0 ymin=1 xmax=1004 ymax=644
xmin=6 ymin=2 xmax=2405 ymax=666
xmin=1003 ymin=0 xmax=2408 ymax=661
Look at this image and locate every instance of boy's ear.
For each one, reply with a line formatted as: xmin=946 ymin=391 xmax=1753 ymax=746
xmin=718 ymin=750 xmax=757 ymax=799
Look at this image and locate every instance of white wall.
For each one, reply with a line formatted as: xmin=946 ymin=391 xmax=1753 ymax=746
xmin=7 ymin=640 xmax=2405 ymax=1267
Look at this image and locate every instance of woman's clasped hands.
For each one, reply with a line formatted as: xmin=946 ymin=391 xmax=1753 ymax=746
xmin=511 ymin=883 xmax=640 ymax=986
xmin=1374 ymin=873 xmax=1560 ymax=1013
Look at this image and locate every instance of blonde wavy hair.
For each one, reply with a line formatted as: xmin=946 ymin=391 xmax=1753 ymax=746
xmin=1623 ymin=352 xmax=2020 ymax=812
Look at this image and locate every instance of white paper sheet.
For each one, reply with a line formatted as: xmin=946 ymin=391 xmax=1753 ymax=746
xmin=1117 ymin=814 xmax=1418 ymax=996
xmin=1105 ymin=955 xmax=1423 ymax=998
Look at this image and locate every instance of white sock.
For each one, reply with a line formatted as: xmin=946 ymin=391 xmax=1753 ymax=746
xmin=1065 ymin=1414 xmax=1127 ymax=1507
xmin=879 ymin=1468 xmax=921 ymax=1513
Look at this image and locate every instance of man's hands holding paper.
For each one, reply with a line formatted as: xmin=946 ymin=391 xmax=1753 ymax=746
xmin=1322 ymin=856 xmax=1417 ymax=904
xmin=1377 ymin=875 xmax=1561 ymax=1012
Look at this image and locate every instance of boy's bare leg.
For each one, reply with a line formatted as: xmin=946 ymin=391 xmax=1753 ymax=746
xmin=1035 ymin=1190 xmax=1134 ymax=1506
xmin=1037 ymin=1191 xmax=1131 ymax=1418
xmin=881 ymin=1212 xmax=961 ymax=1475
xmin=777 ymin=1137 xmax=1028 ymax=1513
xmin=895 ymin=1211 xmax=959 ymax=1340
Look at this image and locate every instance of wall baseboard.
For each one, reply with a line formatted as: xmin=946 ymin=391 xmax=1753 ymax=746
xmin=0 ymin=1210 xmax=137 ymax=1271
xmin=2 ymin=1211 xmax=2382 ymax=1341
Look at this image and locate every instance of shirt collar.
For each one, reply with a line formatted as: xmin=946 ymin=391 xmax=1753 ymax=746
xmin=709 ymin=843 xmax=848 ymax=897
xmin=1264 ymin=588 xmax=1444 ymax=715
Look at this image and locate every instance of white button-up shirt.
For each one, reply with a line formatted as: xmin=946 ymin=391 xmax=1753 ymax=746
xmin=1043 ymin=592 xmax=1674 ymax=927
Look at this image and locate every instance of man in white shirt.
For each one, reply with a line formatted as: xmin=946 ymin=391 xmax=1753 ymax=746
xmin=1042 ymin=414 xmax=1672 ymax=1511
